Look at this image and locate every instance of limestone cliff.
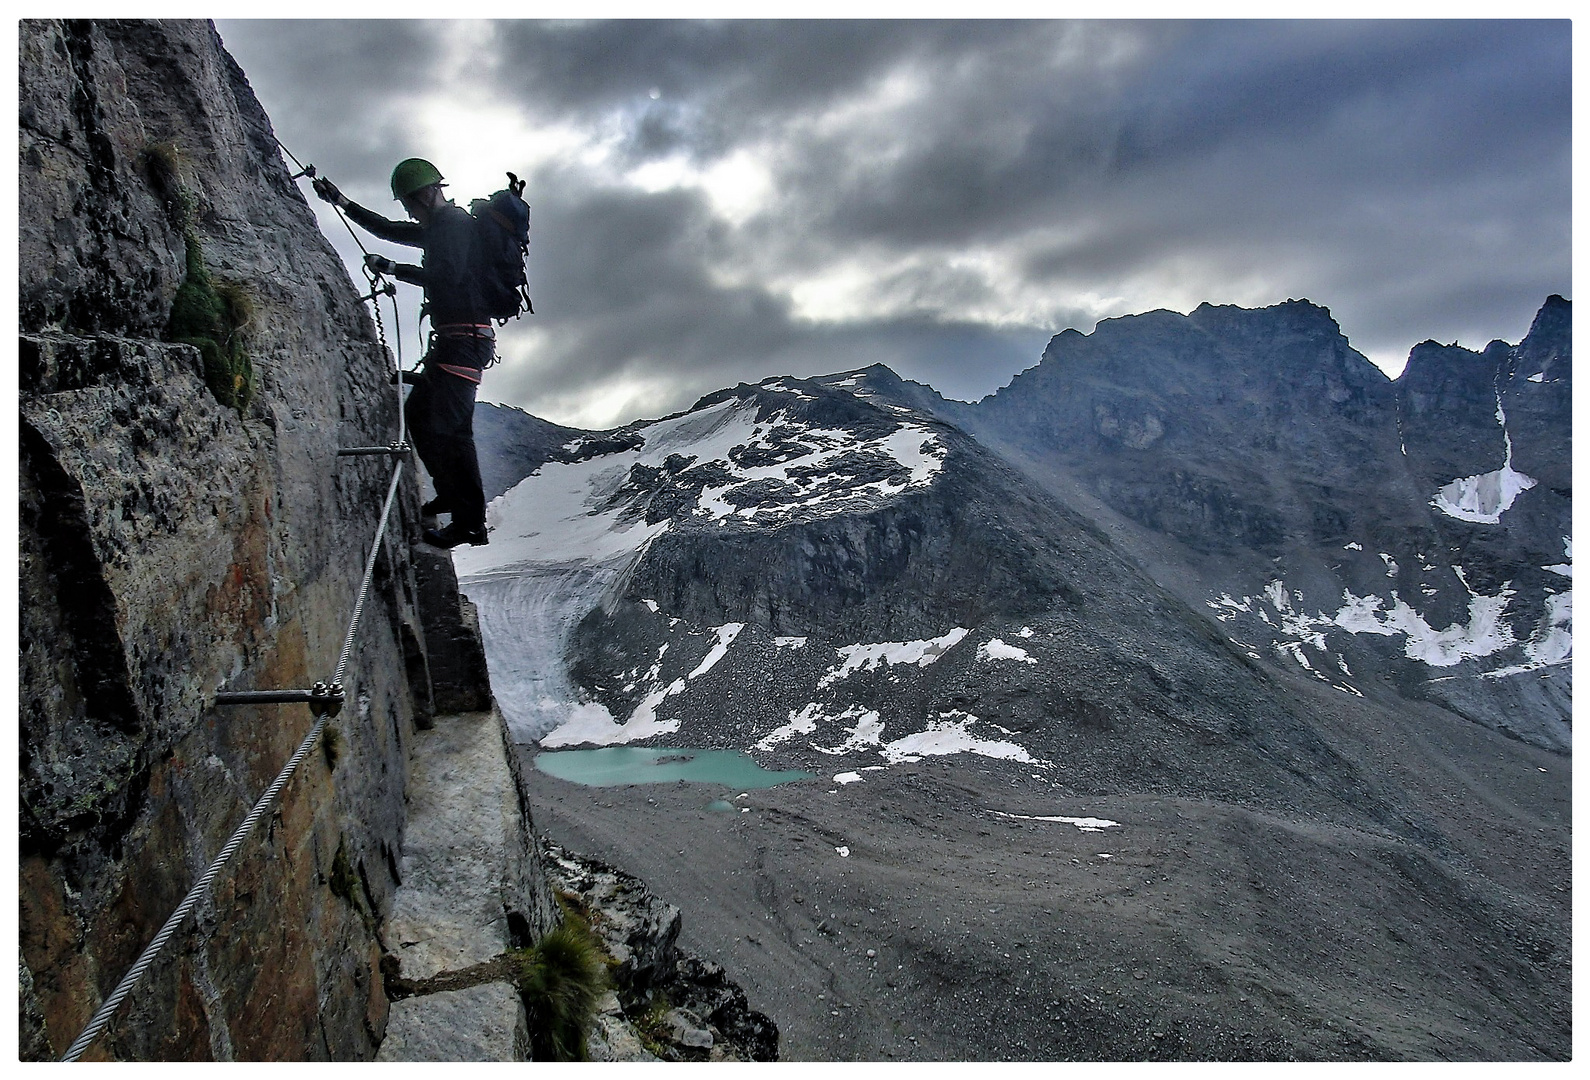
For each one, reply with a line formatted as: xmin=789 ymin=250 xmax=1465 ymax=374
xmin=17 ymin=18 xmax=541 ymax=1060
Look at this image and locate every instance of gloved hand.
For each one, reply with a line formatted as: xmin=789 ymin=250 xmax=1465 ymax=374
xmin=311 ymin=176 xmax=347 ymax=207
xmin=364 ymin=253 xmax=398 ymax=277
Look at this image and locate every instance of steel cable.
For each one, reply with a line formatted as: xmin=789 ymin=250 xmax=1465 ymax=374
xmin=60 ymin=709 xmax=330 ymax=1062
xmin=334 ymin=461 xmax=405 ymax=689
xmin=273 ymin=134 xmax=377 ymax=262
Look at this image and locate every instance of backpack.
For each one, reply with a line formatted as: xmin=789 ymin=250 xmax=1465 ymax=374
xmin=469 ymin=172 xmax=533 ymax=323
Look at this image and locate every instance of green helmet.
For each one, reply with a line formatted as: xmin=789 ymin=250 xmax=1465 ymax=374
xmin=390 ymin=158 xmax=444 ymax=201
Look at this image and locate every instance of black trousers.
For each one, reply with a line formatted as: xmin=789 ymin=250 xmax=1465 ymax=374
xmin=406 ymin=334 xmax=490 ymax=531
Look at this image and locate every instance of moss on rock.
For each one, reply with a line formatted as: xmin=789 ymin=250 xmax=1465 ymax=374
xmin=168 ymin=233 xmax=254 ymax=414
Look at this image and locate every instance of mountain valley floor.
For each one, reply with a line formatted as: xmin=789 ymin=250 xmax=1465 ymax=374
xmin=515 ymin=687 xmax=1569 ymax=1062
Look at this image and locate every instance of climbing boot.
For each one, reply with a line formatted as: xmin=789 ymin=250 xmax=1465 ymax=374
xmin=423 ymin=522 xmax=488 ymax=549
xmin=421 ymin=496 xmax=450 ymax=517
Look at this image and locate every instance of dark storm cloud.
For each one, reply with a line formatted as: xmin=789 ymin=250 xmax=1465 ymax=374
xmin=216 ymin=18 xmax=1570 ymax=427
xmin=482 ymin=156 xmax=1050 ymax=420
xmin=1109 ymin=21 xmax=1571 ymax=174
xmin=782 ymin=20 xmax=1569 ymax=248
xmin=488 ymin=20 xmax=1004 ymax=151
xmin=219 ymin=20 xmax=441 ymax=183
xmin=503 ymin=171 xmax=802 ymax=391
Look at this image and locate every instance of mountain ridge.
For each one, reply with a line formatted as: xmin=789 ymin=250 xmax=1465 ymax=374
xmin=475 ymin=294 xmax=1569 ymax=749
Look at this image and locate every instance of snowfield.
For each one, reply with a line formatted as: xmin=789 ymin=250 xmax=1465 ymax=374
xmin=1432 ymin=462 xmax=1537 ymax=524
xmin=1430 ymin=399 xmax=1538 ymax=525
xmin=1208 ymin=557 xmax=1571 ymax=689
xmin=988 ymin=810 xmax=1121 ymax=832
xmin=817 ymin=628 xmax=969 ymax=688
xmin=755 ymin=697 xmax=1043 ymax=771
xmin=978 ymin=638 xmax=1037 ymax=664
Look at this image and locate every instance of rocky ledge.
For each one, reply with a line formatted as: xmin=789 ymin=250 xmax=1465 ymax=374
xmin=545 ymin=841 xmax=779 ymax=1062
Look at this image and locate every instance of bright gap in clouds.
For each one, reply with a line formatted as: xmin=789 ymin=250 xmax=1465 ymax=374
xmin=512 ymin=372 xmax=690 ymax=434
xmin=628 ymin=149 xmax=774 ymax=226
xmin=410 ymin=96 xmax=570 ymax=200
xmin=411 ymin=23 xmax=608 ymax=197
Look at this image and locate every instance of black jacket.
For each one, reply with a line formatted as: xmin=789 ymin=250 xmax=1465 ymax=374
xmin=345 ymin=201 xmax=486 ymax=327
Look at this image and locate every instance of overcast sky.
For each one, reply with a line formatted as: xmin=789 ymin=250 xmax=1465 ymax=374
xmin=215 ymin=18 xmax=1571 ymax=431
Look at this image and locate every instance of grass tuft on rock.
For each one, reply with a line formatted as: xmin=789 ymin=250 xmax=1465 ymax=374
xmin=158 ymin=148 xmax=254 ymax=416
xmin=142 ymin=141 xmax=198 ymax=231
xmin=164 ymin=192 xmax=255 ymax=414
xmin=510 ymin=914 xmax=609 ymax=1061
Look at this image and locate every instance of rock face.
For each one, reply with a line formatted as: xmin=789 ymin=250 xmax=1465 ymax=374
xmin=972 ymin=301 xmax=1418 ymax=562
xmin=17 ymin=19 xmax=497 ymax=1060
xmin=375 ymin=706 xmax=558 ymax=1062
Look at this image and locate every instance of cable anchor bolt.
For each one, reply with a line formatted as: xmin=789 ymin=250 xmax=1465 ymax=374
xmin=289 ymin=163 xmax=317 ymax=181
xmin=307 ymin=681 xmax=345 ymax=718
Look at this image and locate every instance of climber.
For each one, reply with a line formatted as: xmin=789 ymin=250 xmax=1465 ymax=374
xmin=313 ymin=158 xmax=490 ymax=549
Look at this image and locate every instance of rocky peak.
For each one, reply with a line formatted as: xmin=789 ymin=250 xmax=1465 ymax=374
xmin=1516 ymin=293 xmax=1571 ymax=372
xmin=950 ymin=295 xmax=1571 ymax=748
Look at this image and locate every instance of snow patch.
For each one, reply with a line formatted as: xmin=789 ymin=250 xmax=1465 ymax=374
xmin=1431 ymin=406 xmax=1537 ymax=524
xmin=1483 ymin=591 xmax=1573 ymax=678
xmin=881 ymin=712 xmax=1034 ymax=764
xmin=1333 ymin=579 xmax=1517 ymax=667
xmin=988 ymin=810 xmax=1120 ymax=832
xmin=1433 ymin=463 xmax=1537 ymax=524
xmin=818 ymin=627 xmax=969 ymax=688
xmin=814 ymin=709 xmax=886 ymax=755
xmin=687 ymin=622 xmax=744 ymax=678
xmin=833 ymin=772 xmax=863 ymax=785
xmin=755 ymin=703 xmax=826 ymax=751
xmin=537 ymin=702 xmax=631 ymax=748
xmin=1544 ymin=537 xmax=1572 ymax=577
xmin=977 ymin=638 xmax=1037 ymax=664
xmin=1210 ymin=566 xmax=1556 ymax=683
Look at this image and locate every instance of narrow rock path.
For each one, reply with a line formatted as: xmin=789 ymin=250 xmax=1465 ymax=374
xmin=375 ymin=708 xmax=554 ymax=1061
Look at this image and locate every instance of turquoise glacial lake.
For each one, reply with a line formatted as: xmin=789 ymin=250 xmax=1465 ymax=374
xmin=534 ymin=746 xmax=814 ymax=790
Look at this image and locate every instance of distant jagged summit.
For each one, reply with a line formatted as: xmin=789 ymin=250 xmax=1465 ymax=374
xmin=956 ymin=295 xmax=1570 ymax=748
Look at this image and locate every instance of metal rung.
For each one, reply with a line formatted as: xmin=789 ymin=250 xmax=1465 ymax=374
xmin=214 ymin=681 xmax=345 ymax=717
xmin=337 ymin=443 xmax=411 ymax=458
